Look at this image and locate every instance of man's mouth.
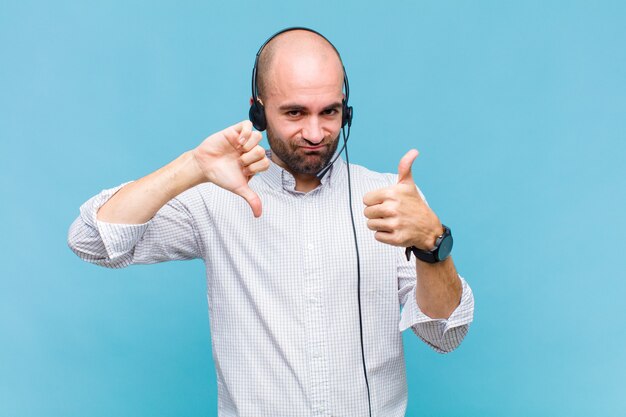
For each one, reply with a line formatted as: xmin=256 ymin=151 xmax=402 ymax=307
xmin=300 ymin=144 xmax=326 ymax=152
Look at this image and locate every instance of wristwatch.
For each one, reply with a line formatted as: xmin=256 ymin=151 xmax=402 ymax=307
xmin=405 ymin=224 xmax=453 ymax=263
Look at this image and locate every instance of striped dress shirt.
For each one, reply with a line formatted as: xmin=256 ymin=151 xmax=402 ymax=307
xmin=68 ymin=155 xmax=474 ymax=417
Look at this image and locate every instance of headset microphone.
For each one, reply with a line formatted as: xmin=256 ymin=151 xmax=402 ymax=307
xmin=315 ymin=121 xmax=351 ymax=180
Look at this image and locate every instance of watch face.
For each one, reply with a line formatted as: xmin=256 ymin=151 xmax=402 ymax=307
xmin=437 ymin=235 xmax=453 ymax=260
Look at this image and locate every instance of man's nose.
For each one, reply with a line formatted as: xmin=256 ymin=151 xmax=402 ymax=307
xmin=301 ymin=117 xmax=324 ymax=144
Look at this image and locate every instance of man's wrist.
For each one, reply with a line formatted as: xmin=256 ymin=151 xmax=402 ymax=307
xmin=185 ymin=150 xmax=211 ymax=187
xmin=155 ymin=151 xmax=208 ymax=201
xmin=427 ymin=223 xmax=445 ymax=250
xmin=406 ymin=224 xmax=453 ymax=263
xmin=411 ymin=222 xmax=444 ymax=251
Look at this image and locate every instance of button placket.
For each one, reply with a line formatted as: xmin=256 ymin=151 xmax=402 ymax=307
xmin=301 ymin=192 xmax=330 ymax=416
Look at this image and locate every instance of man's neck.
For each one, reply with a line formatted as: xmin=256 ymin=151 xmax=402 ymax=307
xmin=270 ymin=154 xmax=321 ymax=193
xmin=292 ymin=174 xmax=321 ymax=193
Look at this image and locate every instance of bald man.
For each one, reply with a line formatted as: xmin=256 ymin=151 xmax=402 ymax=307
xmin=69 ymin=28 xmax=474 ymax=417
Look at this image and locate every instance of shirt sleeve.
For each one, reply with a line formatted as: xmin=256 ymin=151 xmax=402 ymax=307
xmin=67 ymin=182 xmax=204 ymax=268
xmin=379 ymin=176 xmax=475 ymax=353
xmin=397 ymin=248 xmax=475 ymax=353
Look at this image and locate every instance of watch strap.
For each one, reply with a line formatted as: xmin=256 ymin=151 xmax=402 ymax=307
xmin=405 ymin=225 xmax=451 ymax=263
xmin=405 ymin=246 xmax=438 ymax=263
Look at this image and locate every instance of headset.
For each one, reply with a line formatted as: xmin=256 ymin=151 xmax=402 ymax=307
xmin=249 ymin=27 xmax=353 ymax=132
xmin=248 ymin=27 xmax=371 ymax=417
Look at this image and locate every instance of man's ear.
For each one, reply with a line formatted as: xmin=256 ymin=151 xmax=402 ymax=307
xmin=249 ymin=96 xmax=254 ymax=106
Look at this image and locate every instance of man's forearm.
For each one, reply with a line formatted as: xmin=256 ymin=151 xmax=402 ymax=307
xmin=97 ymin=151 xmax=204 ymax=224
xmin=415 ymin=256 xmax=462 ymax=319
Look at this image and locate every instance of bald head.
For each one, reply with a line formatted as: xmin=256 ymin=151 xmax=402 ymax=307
xmin=256 ymin=29 xmax=344 ymax=100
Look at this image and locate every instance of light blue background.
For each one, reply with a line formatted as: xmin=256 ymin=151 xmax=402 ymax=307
xmin=1 ymin=1 xmax=625 ymax=416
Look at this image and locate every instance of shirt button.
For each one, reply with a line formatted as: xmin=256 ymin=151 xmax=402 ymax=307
xmin=307 ymin=243 xmax=314 ymax=251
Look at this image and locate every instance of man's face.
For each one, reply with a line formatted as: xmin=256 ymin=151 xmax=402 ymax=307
xmin=261 ymin=52 xmax=345 ymax=176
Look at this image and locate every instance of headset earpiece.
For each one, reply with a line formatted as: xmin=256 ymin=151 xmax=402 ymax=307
xmin=249 ymin=100 xmax=267 ymax=131
xmin=342 ymin=100 xmax=353 ymax=128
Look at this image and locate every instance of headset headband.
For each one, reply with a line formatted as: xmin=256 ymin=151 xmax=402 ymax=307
xmin=250 ymin=27 xmax=351 ymax=126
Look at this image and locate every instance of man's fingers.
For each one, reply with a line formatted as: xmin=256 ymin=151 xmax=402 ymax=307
xmin=222 ymin=120 xmax=254 ymax=150
xmin=363 ymin=203 xmax=394 ymax=219
xmin=240 ymin=145 xmax=267 ymax=167
xmin=373 ymin=231 xmax=396 ymax=245
xmin=366 ymin=218 xmax=394 ymax=233
xmin=397 ymin=149 xmax=419 ymax=185
xmin=237 ymin=121 xmax=253 ymax=149
xmin=241 ymin=131 xmax=263 ymax=153
xmin=363 ymin=187 xmax=393 ymax=207
xmin=242 ymin=157 xmax=270 ymax=177
xmin=235 ymin=185 xmax=263 ymax=217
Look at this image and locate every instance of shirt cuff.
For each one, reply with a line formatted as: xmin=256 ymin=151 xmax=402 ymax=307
xmin=78 ymin=181 xmax=149 ymax=260
xmin=95 ymin=220 xmax=149 ymax=260
xmin=399 ymin=275 xmax=474 ymax=335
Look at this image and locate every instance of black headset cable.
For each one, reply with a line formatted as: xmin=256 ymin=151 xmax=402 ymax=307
xmin=343 ymin=126 xmax=373 ymax=417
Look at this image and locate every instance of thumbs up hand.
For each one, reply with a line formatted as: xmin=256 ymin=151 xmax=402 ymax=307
xmin=363 ymin=149 xmax=443 ymax=250
xmin=192 ymin=120 xmax=269 ymax=217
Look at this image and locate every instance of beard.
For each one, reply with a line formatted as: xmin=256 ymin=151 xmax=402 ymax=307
xmin=266 ymin=125 xmax=340 ymax=176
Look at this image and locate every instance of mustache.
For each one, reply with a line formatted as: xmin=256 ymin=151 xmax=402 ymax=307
xmin=295 ymin=134 xmax=340 ymax=148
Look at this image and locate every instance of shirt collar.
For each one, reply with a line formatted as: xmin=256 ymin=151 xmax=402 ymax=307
xmin=261 ymin=150 xmax=346 ymax=193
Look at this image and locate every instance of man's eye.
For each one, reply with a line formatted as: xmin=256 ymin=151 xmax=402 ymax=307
xmin=287 ymin=110 xmax=301 ymax=117
xmin=323 ymin=109 xmax=338 ymax=116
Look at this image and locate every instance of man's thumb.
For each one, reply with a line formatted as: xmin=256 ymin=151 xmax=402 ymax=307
xmin=236 ymin=186 xmax=263 ymax=217
xmin=397 ymin=149 xmax=419 ymax=184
